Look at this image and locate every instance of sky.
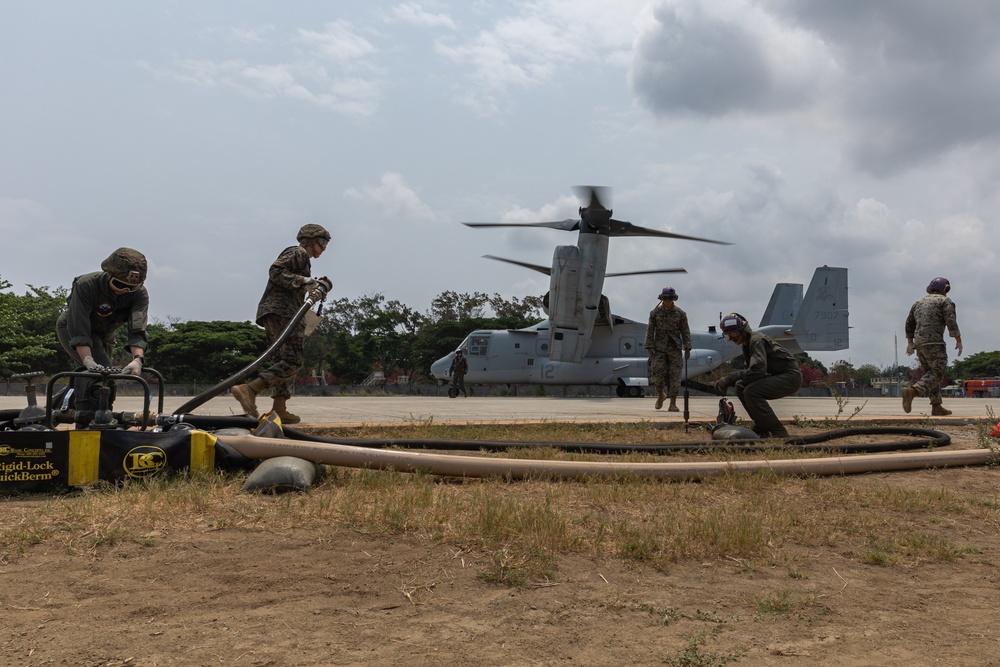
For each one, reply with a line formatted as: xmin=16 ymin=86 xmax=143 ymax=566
xmin=3 ymin=0 xmax=998 ymax=373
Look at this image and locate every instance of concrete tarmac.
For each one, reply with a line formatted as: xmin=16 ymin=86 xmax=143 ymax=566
xmin=4 ymin=393 xmax=999 ymax=426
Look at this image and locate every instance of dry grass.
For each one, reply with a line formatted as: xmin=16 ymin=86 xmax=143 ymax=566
xmin=2 ymin=422 xmax=998 ymax=584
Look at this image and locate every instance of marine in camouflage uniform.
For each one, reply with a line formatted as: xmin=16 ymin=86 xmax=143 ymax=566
xmin=902 ymin=277 xmax=962 ymax=416
xmin=643 ymin=287 xmax=691 ymax=411
xmin=55 ymin=248 xmax=150 ymax=426
xmin=232 ymin=224 xmax=331 ymax=423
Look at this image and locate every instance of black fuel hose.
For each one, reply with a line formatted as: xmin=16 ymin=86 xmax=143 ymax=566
xmin=172 ymin=282 xmax=329 ymax=415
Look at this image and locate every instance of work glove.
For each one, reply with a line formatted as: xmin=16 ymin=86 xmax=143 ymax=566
xmin=713 ymin=378 xmax=729 ymax=394
xmin=685 ymin=349 xmax=691 ymax=359
xmin=83 ymin=355 xmax=100 ymax=371
xmin=122 ymin=357 xmax=144 ymax=376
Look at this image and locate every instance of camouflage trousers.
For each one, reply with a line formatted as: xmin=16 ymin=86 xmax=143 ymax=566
xmin=258 ymin=314 xmax=306 ymax=400
xmin=912 ymin=344 xmax=948 ymax=406
xmin=650 ymin=348 xmax=684 ymax=397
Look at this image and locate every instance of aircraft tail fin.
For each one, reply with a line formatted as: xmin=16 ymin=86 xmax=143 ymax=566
xmin=759 ymin=283 xmax=803 ymax=327
xmin=788 ymin=266 xmax=849 ymax=351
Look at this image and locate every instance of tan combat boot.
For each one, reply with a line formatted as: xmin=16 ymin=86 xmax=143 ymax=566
xmin=232 ymin=377 xmax=267 ymax=418
xmin=655 ymin=388 xmax=666 ymax=410
xmin=901 ymin=386 xmax=921 ymax=414
xmin=667 ymin=396 xmax=679 ymax=412
xmin=931 ymin=404 xmax=952 ymax=416
xmin=272 ymin=396 xmax=301 ymax=424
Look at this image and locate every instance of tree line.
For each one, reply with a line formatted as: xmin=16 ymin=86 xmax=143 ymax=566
xmin=3 ymin=276 xmax=998 ymax=387
xmin=0 ymin=278 xmax=543 ymax=384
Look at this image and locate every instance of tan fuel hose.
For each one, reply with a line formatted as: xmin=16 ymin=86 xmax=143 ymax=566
xmin=219 ymin=434 xmax=996 ymax=481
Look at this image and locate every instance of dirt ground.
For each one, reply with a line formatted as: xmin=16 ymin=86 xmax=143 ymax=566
xmin=4 ymin=425 xmax=1000 ymax=667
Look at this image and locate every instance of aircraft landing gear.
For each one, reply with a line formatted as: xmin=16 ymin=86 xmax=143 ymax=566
xmin=616 ymin=385 xmax=644 ymax=398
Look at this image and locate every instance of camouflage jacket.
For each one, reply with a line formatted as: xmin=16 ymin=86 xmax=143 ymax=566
xmin=905 ymin=293 xmax=960 ymax=347
xmin=724 ymin=331 xmax=801 ymax=385
xmin=55 ymin=271 xmax=149 ymax=351
xmin=643 ymin=304 xmax=691 ymax=352
xmin=256 ymin=245 xmax=313 ymax=324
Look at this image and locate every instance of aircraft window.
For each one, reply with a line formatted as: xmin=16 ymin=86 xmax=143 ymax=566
xmin=468 ymin=335 xmax=490 ymax=356
xmin=514 ymin=343 xmax=520 ymax=349
xmin=527 ymin=358 xmax=534 ymax=366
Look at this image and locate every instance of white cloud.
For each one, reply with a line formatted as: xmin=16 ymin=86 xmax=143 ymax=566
xmin=295 ymin=21 xmax=379 ymax=64
xmin=433 ymin=0 xmax=646 ymax=114
xmin=159 ymin=20 xmax=383 ymax=116
xmin=344 ymin=172 xmax=437 ymax=220
xmin=391 ymin=3 xmax=456 ymax=29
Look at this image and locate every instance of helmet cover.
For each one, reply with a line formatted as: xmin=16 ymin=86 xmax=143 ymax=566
xmin=297 ymin=224 xmax=331 ymax=242
xmin=101 ymin=248 xmax=147 ymax=285
xmin=926 ymin=277 xmax=951 ymax=294
xmin=719 ymin=312 xmax=751 ymax=337
xmin=658 ymin=287 xmax=678 ymax=301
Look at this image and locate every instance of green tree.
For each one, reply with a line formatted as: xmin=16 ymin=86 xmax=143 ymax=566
xmin=148 ymin=320 xmax=267 ymax=383
xmin=487 ymin=293 xmax=544 ymax=321
xmin=950 ymin=351 xmax=1000 ymax=380
xmin=0 ymin=278 xmax=69 ymax=377
xmin=854 ymin=363 xmax=881 ymax=388
xmin=429 ymin=291 xmax=490 ymax=322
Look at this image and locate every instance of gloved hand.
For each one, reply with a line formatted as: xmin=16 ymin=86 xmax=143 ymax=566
xmin=713 ymin=378 xmax=730 ymax=394
xmin=83 ymin=355 xmax=100 ymax=371
xmin=122 ymin=357 xmax=144 ymax=376
xmin=685 ymin=349 xmax=691 ymax=359
xmin=302 ymin=278 xmax=316 ymax=287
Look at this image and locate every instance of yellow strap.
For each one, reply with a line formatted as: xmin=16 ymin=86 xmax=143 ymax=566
xmin=67 ymin=431 xmax=102 ymax=486
xmin=188 ymin=430 xmax=217 ymax=473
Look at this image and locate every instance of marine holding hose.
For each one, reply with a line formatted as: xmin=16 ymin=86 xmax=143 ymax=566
xmin=232 ymin=224 xmax=332 ymax=424
xmin=712 ymin=312 xmax=802 ymax=438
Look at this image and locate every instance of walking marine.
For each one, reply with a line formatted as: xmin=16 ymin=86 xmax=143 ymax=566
xmin=449 ymin=349 xmax=468 ymax=398
xmin=902 ymin=277 xmax=962 ymax=416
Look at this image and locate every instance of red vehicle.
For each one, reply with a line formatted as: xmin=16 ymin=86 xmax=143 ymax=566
xmin=962 ymin=378 xmax=1000 ymax=398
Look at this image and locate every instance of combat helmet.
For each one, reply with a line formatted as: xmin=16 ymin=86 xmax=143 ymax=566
xmin=658 ymin=287 xmax=678 ymax=301
xmin=926 ymin=277 xmax=951 ymax=294
xmin=297 ymin=224 xmax=331 ymax=242
xmin=101 ymin=248 xmax=147 ymax=286
xmin=719 ymin=312 xmax=752 ymax=340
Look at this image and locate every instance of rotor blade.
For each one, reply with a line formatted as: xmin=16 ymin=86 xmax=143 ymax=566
xmin=463 ymin=220 xmax=580 ymax=232
xmin=606 ymin=268 xmax=688 ymax=277
xmin=483 ymin=255 xmax=552 ymax=276
xmin=608 ymin=219 xmax=733 ymax=245
xmin=573 ymin=185 xmax=612 ymax=210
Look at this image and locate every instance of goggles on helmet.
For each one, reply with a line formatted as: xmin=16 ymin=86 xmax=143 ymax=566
xmin=110 ymin=277 xmax=143 ymax=292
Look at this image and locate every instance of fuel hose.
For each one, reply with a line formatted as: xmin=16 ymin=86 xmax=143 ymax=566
xmin=171 ymin=281 xmax=329 ymax=415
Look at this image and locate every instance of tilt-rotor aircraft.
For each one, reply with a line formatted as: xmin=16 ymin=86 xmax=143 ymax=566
xmin=430 ymin=187 xmax=849 ymax=396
